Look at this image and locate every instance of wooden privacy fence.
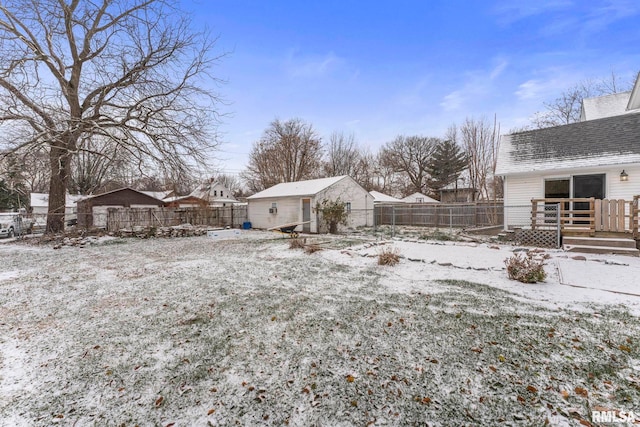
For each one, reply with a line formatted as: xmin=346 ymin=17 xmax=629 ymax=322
xmin=374 ymin=203 xmax=503 ymax=228
xmin=106 ymin=206 xmax=248 ymax=232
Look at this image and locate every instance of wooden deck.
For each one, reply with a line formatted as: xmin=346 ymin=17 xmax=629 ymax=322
xmin=531 ymin=196 xmax=640 ymax=238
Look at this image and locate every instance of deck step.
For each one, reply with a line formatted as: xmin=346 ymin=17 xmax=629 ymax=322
xmin=563 ymin=244 xmax=639 ymax=256
xmin=562 ymin=236 xmax=638 ymax=249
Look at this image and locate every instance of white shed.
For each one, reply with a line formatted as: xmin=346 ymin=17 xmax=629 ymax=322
xmin=247 ymin=176 xmax=374 ymax=233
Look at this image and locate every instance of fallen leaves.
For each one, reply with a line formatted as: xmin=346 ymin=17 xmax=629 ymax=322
xmin=574 ymin=387 xmax=588 ymax=397
xmin=619 ymin=344 xmax=631 ymax=353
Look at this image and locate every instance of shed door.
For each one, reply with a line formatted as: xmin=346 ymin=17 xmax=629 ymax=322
xmin=92 ymin=206 xmax=109 ymax=228
xmin=302 ymin=199 xmax=311 ymax=232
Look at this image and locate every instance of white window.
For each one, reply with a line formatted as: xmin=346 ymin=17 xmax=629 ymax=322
xmin=345 ymin=202 xmax=352 ymax=212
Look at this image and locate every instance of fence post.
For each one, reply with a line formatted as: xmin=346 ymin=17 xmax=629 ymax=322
xmin=531 ymin=200 xmax=538 ymax=230
xmin=556 ymin=203 xmax=561 ymax=248
xmin=633 ymin=196 xmax=639 ymax=239
xmin=449 ymin=208 xmax=453 ymax=233
xmin=589 ymin=197 xmax=595 ymax=236
xmin=392 ymin=205 xmax=395 ymax=238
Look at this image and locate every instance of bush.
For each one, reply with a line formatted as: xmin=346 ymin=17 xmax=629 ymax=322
xmin=378 ymin=246 xmax=400 ymax=266
xmin=505 ymin=252 xmax=546 ymax=283
xmin=289 ymin=238 xmax=306 ymax=249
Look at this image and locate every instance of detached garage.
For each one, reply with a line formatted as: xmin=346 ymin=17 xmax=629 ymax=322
xmin=247 ymin=176 xmax=374 ymax=233
xmin=77 ymin=188 xmax=165 ymax=228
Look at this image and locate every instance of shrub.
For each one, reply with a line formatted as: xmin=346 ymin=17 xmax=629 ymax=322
xmin=505 ymin=252 xmax=546 ymax=283
xmin=378 ymin=246 xmax=400 ymax=266
xmin=289 ymin=238 xmax=306 ymax=249
xmin=317 ymin=198 xmax=349 ymax=234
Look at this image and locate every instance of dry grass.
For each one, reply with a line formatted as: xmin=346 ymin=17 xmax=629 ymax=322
xmin=304 ymin=243 xmax=323 ymax=254
xmin=378 ymin=246 xmax=400 ymax=266
xmin=288 ymin=237 xmax=306 ymax=249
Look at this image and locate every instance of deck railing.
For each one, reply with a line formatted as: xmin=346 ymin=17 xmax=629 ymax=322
xmin=532 ymin=197 xmax=640 ymax=236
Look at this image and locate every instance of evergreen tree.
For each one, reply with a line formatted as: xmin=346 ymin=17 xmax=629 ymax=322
xmin=426 ymin=139 xmax=467 ymax=191
xmin=0 ymin=179 xmax=28 ymax=211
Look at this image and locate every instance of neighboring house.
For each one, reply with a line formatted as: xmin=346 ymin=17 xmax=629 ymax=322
xmin=369 ymin=191 xmax=404 ymax=204
xmin=77 ymin=187 xmax=165 ymax=228
xmin=30 ymin=192 xmax=84 ymax=221
xmin=401 ymin=192 xmax=439 ymax=204
xmin=439 ymin=187 xmax=476 ymax=203
xmin=247 ymin=176 xmax=374 ymax=233
xmin=189 ymin=180 xmax=241 ymax=207
xmin=163 ymin=195 xmax=209 ymax=208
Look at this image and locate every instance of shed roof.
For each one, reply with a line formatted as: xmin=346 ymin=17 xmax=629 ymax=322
xmin=140 ymin=190 xmax=172 ymax=200
xmin=77 ymin=187 xmax=165 ymax=203
xmin=496 ymin=111 xmax=640 ymax=175
xmin=369 ymin=191 xmax=403 ymax=203
xmin=247 ymin=176 xmax=348 ymax=199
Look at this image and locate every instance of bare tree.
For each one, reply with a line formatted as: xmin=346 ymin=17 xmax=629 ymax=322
xmin=69 ymin=136 xmax=132 ymax=194
xmin=0 ymin=0 xmax=223 ymax=232
xmin=243 ymin=118 xmax=323 ymax=193
xmin=323 ymin=132 xmax=361 ymax=176
xmin=2 ymin=147 xmax=50 ymax=193
xmin=457 ymin=116 xmax=501 ymax=201
xmin=379 ymin=135 xmax=438 ymax=196
xmin=531 ymin=71 xmax=636 ymax=128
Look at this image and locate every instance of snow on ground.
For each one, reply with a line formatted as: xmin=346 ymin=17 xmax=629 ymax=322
xmin=1 ymin=230 xmax=640 ymax=426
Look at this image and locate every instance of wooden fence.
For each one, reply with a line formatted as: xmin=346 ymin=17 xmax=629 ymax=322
xmin=374 ymin=202 xmax=503 ymax=228
xmin=106 ymin=205 xmax=248 ymax=232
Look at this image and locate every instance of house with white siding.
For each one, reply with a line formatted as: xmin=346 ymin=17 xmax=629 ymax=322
xmin=247 ymin=176 xmax=374 ymax=233
xmin=189 ymin=179 xmax=241 ymax=207
xmin=401 ymin=192 xmax=440 ymax=204
xmin=496 ymin=73 xmax=640 ymax=244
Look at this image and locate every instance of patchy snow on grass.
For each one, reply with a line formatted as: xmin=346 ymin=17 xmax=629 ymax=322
xmin=1 ymin=231 xmax=640 ymax=426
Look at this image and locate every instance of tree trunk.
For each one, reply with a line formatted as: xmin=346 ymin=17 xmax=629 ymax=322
xmin=46 ymin=144 xmax=71 ymax=234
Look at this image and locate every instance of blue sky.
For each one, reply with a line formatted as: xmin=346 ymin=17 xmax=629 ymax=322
xmin=183 ymin=0 xmax=640 ymax=176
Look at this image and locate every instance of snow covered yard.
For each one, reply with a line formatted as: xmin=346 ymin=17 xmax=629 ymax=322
xmin=1 ymin=231 xmax=640 ymax=426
